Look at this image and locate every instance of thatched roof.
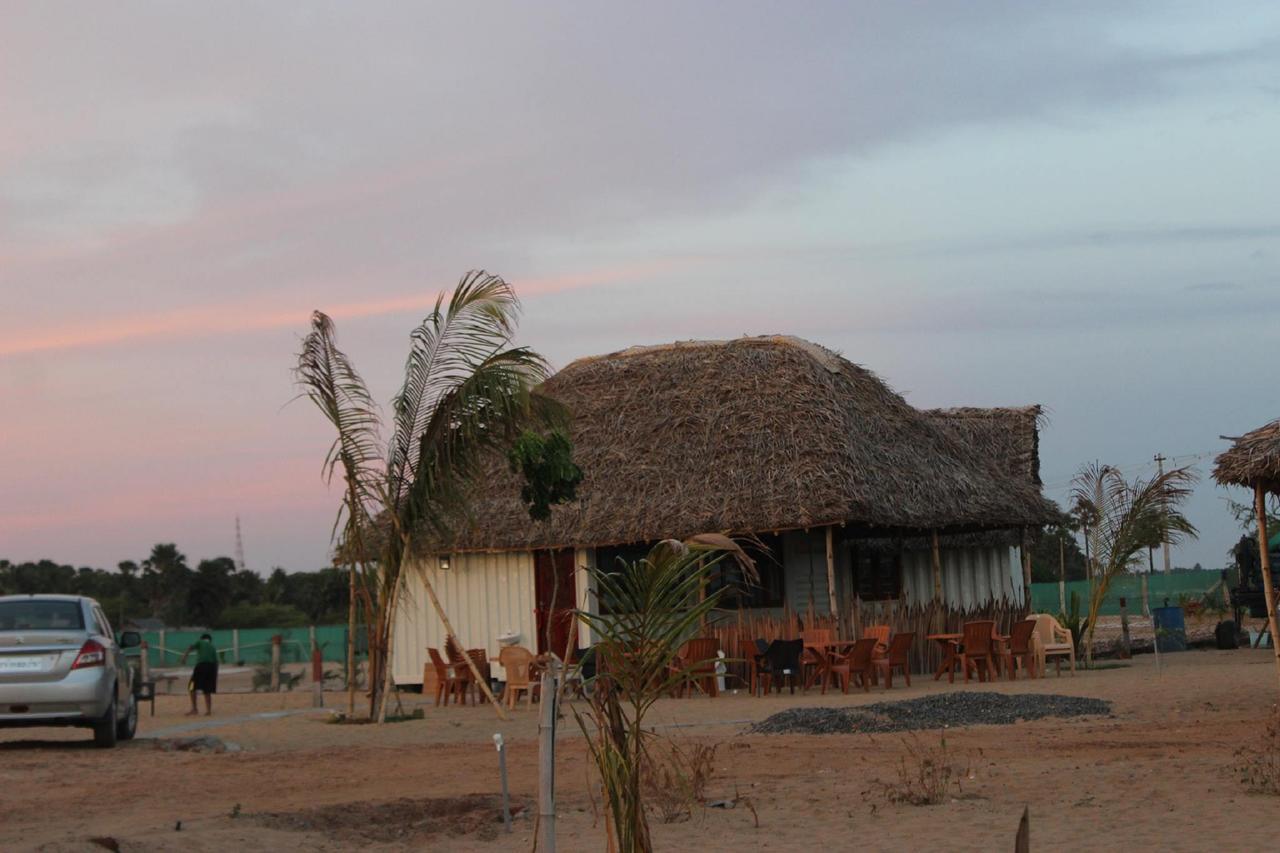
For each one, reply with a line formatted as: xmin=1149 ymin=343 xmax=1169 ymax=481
xmin=444 ymin=336 xmax=1051 ymax=552
xmin=925 ymin=406 xmax=1043 ymax=486
xmin=1214 ymin=419 xmax=1280 ymax=495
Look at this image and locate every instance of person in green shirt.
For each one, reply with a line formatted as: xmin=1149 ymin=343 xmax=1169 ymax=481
xmin=181 ymin=633 xmax=219 ymax=716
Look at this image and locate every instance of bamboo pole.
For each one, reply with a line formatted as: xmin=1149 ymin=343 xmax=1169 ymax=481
xmin=824 ymin=526 xmax=839 ymax=629
xmin=930 ymin=530 xmax=942 ymax=601
xmin=1058 ymin=535 xmax=1066 ymax=614
xmin=1021 ymin=527 xmax=1032 ymax=608
xmin=346 ymin=563 xmax=357 ymax=716
xmin=1253 ymin=483 xmax=1280 ymax=692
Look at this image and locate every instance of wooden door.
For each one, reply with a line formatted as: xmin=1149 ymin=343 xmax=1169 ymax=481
xmin=534 ymin=549 xmax=577 ymax=657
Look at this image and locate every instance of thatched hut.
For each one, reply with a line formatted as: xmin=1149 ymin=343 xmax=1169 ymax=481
xmin=393 ymin=336 xmax=1052 ymax=685
xmin=1213 ymin=419 xmax=1280 ymax=688
xmin=1214 ymin=419 xmax=1280 ymax=496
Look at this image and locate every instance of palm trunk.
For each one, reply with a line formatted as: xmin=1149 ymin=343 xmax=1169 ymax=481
xmin=347 ymin=562 xmax=357 ymax=716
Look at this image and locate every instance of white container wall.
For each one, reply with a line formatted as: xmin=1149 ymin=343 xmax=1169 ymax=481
xmin=392 ymin=550 xmax=536 ymax=686
xmin=901 ymin=545 xmax=1023 ymax=608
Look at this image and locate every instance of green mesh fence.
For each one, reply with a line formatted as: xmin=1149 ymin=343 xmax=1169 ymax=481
xmin=1031 ymin=569 xmax=1232 ymax=616
xmin=130 ymin=624 xmax=364 ymax=668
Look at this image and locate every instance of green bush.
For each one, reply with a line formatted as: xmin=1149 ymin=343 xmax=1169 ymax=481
xmin=215 ymin=602 xmax=308 ymax=629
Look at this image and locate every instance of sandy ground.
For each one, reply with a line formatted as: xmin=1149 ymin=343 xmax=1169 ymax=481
xmin=3 ymin=648 xmax=1279 ymax=852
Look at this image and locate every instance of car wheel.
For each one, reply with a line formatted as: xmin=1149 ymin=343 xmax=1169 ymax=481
xmin=93 ymin=696 xmax=118 ymax=749
xmin=116 ymin=691 xmax=138 ymax=741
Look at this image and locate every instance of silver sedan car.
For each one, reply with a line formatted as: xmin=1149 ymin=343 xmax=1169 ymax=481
xmin=0 ymin=594 xmax=140 ymax=747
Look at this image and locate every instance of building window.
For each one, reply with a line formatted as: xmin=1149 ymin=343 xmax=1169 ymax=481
xmin=849 ymin=544 xmax=902 ymax=601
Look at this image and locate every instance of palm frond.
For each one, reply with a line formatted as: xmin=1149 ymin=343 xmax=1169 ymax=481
xmin=404 ymin=345 xmax=555 ymax=538
xmin=293 ymin=311 xmax=386 ymax=542
xmin=386 ymin=271 xmax=534 ymax=515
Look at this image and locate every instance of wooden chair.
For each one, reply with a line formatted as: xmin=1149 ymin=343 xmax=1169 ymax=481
xmin=800 ymin=628 xmax=833 ymax=689
xmin=427 ymin=647 xmax=459 ymax=706
xmin=498 ymin=645 xmax=538 ymax=709
xmin=1030 ymin=614 xmax=1076 ymax=675
xmin=828 ymin=637 xmax=878 ymax=694
xmin=467 ymin=648 xmax=492 ymax=703
xmin=445 ymin=637 xmax=478 ymax=704
xmin=874 ymin=632 xmax=914 ymax=689
xmin=737 ymin=633 xmax=765 ymax=694
xmin=676 ymin=637 xmax=721 ymax=697
xmin=757 ymin=638 xmax=804 ymax=695
xmin=960 ymin=620 xmax=997 ymax=683
xmin=1005 ymin=619 xmax=1039 ymax=680
xmin=864 ymin=624 xmax=891 ymax=657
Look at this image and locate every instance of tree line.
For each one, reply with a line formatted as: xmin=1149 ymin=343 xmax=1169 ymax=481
xmin=0 ymin=543 xmax=348 ymax=629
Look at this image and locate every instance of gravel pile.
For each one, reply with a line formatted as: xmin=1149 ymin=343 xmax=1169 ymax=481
xmin=748 ymin=692 xmax=1111 ymax=736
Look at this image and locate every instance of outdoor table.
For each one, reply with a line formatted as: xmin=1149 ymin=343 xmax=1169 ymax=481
xmin=804 ymin=641 xmax=854 ymax=690
xmin=927 ymin=633 xmax=963 ymax=682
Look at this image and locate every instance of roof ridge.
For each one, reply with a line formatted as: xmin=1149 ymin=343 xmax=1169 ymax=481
xmin=561 ymin=334 xmax=845 ymax=374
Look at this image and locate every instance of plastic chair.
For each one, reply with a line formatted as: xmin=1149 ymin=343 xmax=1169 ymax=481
xmin=1005 ymin=619 xmax=1038 ymax=679
xmin=426 ymin=647 xmax=458 ymax=706
xmin=874 ymin=632 xmax=914 ymax=689
xmin=1030 ymin=614 xmax=1076 ymax=675
xmin=757 ymin=638 xmax=804 ymax=695
xmin=960 ymin=621 xmax=997 ymax=682
xmin=828 ymin=637 xmax=879 ymax=694
xmin=676 ymin=637 xmax=721 ymax=697
xmin=498 ymin=645 xmax=538 ymax=709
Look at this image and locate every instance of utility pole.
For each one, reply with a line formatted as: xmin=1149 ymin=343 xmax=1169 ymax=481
xmin=1154 ymin=454 xmax=1172 ymax=576
xmin=235 ymin=516 xmax=247 ymax=573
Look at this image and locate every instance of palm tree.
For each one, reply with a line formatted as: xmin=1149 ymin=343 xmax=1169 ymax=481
xmin=1069 ymin=462 xmax=1197 ymax=665
xmin=576 ymin=534 xmax=753 ymax=852
xmin=295 ymin=271 xmax=557 ymax=719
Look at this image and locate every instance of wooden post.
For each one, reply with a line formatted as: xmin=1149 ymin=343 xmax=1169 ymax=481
xmin=311 ymin=645 xmax=324 ymax=708
xmin=1021 ymin=527 xmax=1033 ymax=607
xmin=931 ymin=530 xmax=942 ymax=602
xmin=270 ymin=634 xmax=282 ymax=691
xmin=1119 ymin=596 xmax=1131 ymax=658
xmin=140 ymin=641 xmax=151 ymax=683
xmin=1253 ymin=483 xmax=1280 ymax=692
xmin=537 ymin=662 xmax=559 ymax=852
xmin=232 ymin=628 xmax=240 ymax=663
xmin=158 ymin=629 xmax=166 ymax=667
xmin=825 ymin=526 xmax=839 ymax=628
xmin=1058 ymin=536 xmax=1066 ymax=614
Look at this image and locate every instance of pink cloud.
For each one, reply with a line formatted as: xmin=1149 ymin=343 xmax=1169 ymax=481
xmin=0 ymin=260 xmax=680 ymax=358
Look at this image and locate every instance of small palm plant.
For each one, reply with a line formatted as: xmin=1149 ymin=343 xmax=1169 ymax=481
xmin=576 ymin=534 xmax=752 ymax=853
xmin=1070 ymin=462 xmax=1197 ymax=665
xmin=295 ymin=271 xmax=560 ymax=719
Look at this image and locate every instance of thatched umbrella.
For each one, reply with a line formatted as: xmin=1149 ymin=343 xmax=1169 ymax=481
xmin=1214 ymin=419 xmax=1280 ymax=689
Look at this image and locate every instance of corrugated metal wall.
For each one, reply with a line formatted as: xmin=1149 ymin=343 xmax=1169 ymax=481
xmin=392 ymin=551 xmax=536 ymax=685
xmin=901 ymin=545 xmax=1023 ymax=607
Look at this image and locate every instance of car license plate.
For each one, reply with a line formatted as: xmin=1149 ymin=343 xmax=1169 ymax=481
xmin=0 ymin=656 xmax=47 ymax=674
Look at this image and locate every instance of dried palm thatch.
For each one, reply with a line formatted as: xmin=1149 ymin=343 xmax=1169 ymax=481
xmin=441 ymin=336 xmax=1052 ymax=551
xmin=925 ymin=405 xmax=1044 ymax=486
xmin=1214 ymin=419 xmax=1280 ymax=495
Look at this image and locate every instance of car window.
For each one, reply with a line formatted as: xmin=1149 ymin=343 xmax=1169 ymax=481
xmin=0 ymin=600 xmax=87 ymax=631
xmin=93 ymin=607 xmax=113 ymax=638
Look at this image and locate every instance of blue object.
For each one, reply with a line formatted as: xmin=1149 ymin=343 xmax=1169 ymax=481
xmin=1152 ymin=606 xmax=1188 ymax=652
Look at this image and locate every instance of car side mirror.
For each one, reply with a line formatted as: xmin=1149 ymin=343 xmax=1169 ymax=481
xmin=119 ymin=631 xmax=142 ymax=649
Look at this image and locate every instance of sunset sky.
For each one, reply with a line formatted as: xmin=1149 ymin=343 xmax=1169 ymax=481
xmin=3 ymin=2 xmax=1278 ymax=573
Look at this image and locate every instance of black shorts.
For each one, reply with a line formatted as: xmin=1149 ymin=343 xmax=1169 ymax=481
xmin=190 ymin=662 xmax=218 ymax=695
